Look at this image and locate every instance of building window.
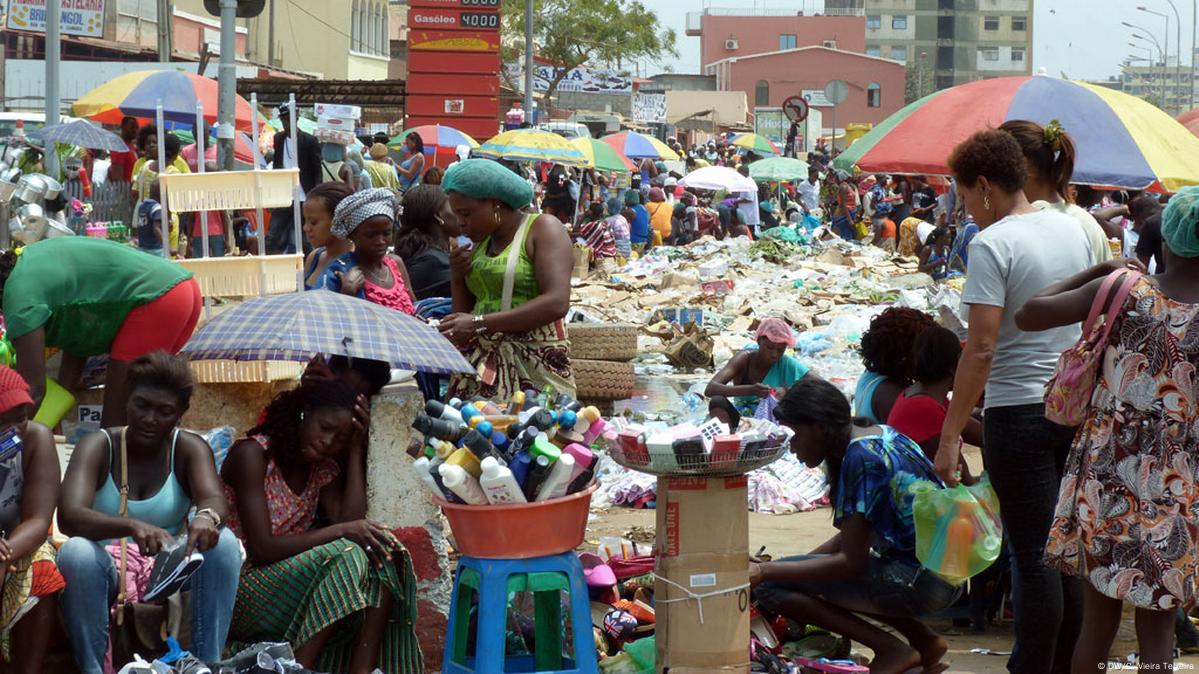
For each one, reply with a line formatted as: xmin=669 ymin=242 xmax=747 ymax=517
xmin=984 ymin=16 xmax=1000 ymax=31
xmin=756 ymin=80 xmax=770 ymax=106
xmin=866 ymin=15 xmax=881 ymax=30
xmin=351 ymin=0 xmax=359 ymax=51
xmin=779 ymin=34 xmax=797 ymax=50
xmin=891 ymin=45 xmax=907 ymax=60
xmin=866 ymin=46 xmax=881 ymax=57
xmin=981 ymin=47 xmax=999 ymax=61
xmin=867 ymin=82 xmax=881 ymax=108
xmin=892 ymin=15 xmax=908 ymax=30
xmin=1011 ymin=47 xmax=1025 ymax=63
xmin=1012 ymin=15 xmax=1027 ymax=31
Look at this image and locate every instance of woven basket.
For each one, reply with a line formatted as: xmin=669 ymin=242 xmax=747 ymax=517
xmin=572 ymin=358 xmax=636 ymax=401
xmin=568 ymin=323 xmax=638 ymax=362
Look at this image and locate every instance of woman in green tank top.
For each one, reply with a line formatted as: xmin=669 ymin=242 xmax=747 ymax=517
xmin=438 ymin=159 xmax=577 ymax=400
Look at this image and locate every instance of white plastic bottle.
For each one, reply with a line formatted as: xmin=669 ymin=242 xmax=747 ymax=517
xmin=535 ymin=454 xmax=576 ymax=502
xmin=479 ymin=456 xmax=528 ymax=505
xmin=413 ymin=457 xmax=448 ymax=500
xmin=439 ymin=463 xmax=488 ymax=505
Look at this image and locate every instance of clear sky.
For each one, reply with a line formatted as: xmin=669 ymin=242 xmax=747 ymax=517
xmin=634 ymin=0 xmax=1196 ymax=82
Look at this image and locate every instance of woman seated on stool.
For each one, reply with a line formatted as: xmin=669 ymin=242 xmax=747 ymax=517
xmin=221 ymin=378 xmax=422 ymax=674
xmin=705 ymin=317 xmax=811 ymax=429
xmin=57 ymin=352 xmax=241 ymax=674
xmin=752 ymin=377 xmax=960 ymax=674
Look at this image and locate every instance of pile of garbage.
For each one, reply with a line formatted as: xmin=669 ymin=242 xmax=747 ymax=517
xmin=569 ymin=232 xmax=964 ymax=513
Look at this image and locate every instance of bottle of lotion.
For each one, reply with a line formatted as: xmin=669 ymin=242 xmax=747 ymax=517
xmin=535 ymin=453 xmax=576 ymax=502
xmin=438 ymin=463 xmax=487 ymax=505
xmin=479 ymin=457 xmax=528 ymax=505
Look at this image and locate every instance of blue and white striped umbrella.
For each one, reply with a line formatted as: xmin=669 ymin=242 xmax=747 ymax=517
xmin=30 ymin=119 xmax=128 ymax=152
xmin=181 ymin=290 xmax=474 ymax=375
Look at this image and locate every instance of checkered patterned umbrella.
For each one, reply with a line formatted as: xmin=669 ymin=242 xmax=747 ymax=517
xmin=180 ymin=290 xmax=474 ymax=375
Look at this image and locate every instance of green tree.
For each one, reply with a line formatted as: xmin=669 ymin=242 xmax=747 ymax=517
xmin=904 ymin=55 xmax=932 ymax=103
xmin=501 ymin=0 xmax=678 ymax=114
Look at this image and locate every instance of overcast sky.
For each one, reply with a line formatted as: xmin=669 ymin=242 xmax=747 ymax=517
xmin=634 ymin=0 xmax=1195 ymax=82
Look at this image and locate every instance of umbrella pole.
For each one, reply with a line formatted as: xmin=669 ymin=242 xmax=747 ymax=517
xmin=196 ymin=102 xmax=211 ymax=261
xmin=156 ymin=103 xmax=169 ymax=260
xmin=251 ymin=93 xmax=267 ymax=294
xmin=290 ymin=93 xmax=303 ymax=292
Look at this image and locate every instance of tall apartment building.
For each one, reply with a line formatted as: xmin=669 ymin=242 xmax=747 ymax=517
xmin=826 ymin=0 xmax=1033 ymax=90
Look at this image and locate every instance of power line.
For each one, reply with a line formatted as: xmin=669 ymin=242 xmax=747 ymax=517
xmin=285 ymin=0 xmax=354 ymax=42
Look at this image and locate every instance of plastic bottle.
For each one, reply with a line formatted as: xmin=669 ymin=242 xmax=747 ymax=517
xmin=510 ymin=450 xmax=532 ymax=488
xmin=940 ymin=499 xmax=977 ymax=580
xmin=412 ymin=457 xmax=448 ymax=500
xmin=562 ymin=443 xmax=595 ymax=482
xmin=490 ymin=431 xmax=510 ymax=456
xmin=530 ymin=434 xmax=562 ymax=463
xmin=522 ymin=455 xmax=553 ymax=501
xmin=479 ymin=456 xmax=527 ymax=505
xmin=535 ymin=454 xmax=575 ymax=502
xmin=459 ymin=404 xmax=483 ymax=426
xmin=461 ymin=429 xmax=504 ymax=465
xmin=439 ymin=464 xmax=487 ymax=505
xmin=506 ymin=390 xmax=526 ymax=415
xmin=425 ymin=400 xmax=464 ymax=425
xmin=474 ymin=420 xmax=494 ymax=439
xmin=412 ymin=414 xmax=467 ymax=442
xmin=444 ymin=446 xmax=482 ymax=478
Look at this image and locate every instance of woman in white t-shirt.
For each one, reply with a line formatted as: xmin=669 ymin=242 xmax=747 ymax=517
xmin=1001 ymin=119 xmax=1112 ymax=265
xmin=936 ymin=128 xmax=1093 ymax=674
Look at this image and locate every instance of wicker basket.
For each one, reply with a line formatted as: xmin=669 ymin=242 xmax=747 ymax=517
xmin=572 ymin=358 xmax=635 ymax=401
xmin=189 ymin=359 xmax=302 ymax=384
xmin=567 ymin=323 xmax=638 ymax=362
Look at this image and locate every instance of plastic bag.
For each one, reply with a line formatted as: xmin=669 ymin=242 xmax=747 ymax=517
xmin=912 ymin=474 xmax=1003 ymax=584
xmin=753 ymin=393 xmax=778 ymax=420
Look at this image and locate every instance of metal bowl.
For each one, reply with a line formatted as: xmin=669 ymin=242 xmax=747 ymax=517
xmin=8 ymin=216 xmax=40 ymax=245
xmin=40 ymin=175 xmax=63 ymax=200
xmin=44 ymin=217 xmax=73 ymax=238
xmin=1 ymin=167 xmax=22 ymax=185
xmin=0 ymin=179 xmax=17 ymax=202
xmin=16 ymin=203 xmax=47 ymax=240
xmin=14 ymin=174 xmax=47 ymax=202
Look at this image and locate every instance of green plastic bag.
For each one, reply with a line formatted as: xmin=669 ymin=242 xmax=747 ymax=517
xmin=912 ymin=474 xmax=1003 ymax=584
xmin=622 ymin=636 xmax=655 ymax=674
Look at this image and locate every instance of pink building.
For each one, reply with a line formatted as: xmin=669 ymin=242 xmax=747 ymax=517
xmin=706 ymin=46 xmax=905 ymax=127
xmin=687 ymin=12 xmax=866 ymax=69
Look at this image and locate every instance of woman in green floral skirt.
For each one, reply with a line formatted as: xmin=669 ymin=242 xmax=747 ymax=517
xmin=221 ymin=379 xmax=422 ymax=674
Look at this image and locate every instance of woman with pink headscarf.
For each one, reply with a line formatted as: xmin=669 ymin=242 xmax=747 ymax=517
xmin=705 ymin=317 xmax=812 ymax=429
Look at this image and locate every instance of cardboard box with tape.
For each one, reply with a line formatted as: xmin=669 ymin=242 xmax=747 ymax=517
xmin=655 ymin=476 xmax=750 ymax=673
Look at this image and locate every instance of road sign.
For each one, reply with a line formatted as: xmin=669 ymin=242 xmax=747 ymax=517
xmin=823 ymin=80 xmax=849 ymax=106
xmin=782 ymin=96 xmax=809 ymax=122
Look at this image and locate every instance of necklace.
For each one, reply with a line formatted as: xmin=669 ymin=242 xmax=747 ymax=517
xmin=363 ymin=263 xmax=392 ymax=286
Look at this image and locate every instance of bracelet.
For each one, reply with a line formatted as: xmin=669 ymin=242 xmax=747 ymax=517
xmin=472 ymin=314 xmax=487 ymax=334
xmin=194 ymin=508 xmax=222 ymax=528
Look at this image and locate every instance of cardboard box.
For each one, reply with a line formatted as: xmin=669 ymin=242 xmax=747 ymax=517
xmin=656 ymin=476 xmax=750 ymax=673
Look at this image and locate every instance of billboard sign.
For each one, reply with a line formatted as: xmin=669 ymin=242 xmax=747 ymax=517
xmin=409 ymin=28 xmax=500 ymax=52
xmin=7 ymin=0 xmax=104 ymax=38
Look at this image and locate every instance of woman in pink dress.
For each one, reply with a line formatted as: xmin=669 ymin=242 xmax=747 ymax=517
xmin=315 ymin=188 xmax=417 ymax=315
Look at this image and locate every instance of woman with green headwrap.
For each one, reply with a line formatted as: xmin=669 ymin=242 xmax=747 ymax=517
xmin=1012 ymin=186 xmax=1199 ymax=674
xmin=438 ymin=159 xmax=576 ymax=400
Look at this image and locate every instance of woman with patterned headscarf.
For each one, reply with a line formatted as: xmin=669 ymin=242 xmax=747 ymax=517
xmin=1015 ymin=186 xmax=1199 ymax=674
xmin=313 ymin=188 xmax=417 ymax=315
xmin=439 ymin=159 xmax=576 ymax=400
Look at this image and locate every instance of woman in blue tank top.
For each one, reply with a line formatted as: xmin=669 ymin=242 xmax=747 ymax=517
xmin=57 ymin=352 xmax=242 ymax=673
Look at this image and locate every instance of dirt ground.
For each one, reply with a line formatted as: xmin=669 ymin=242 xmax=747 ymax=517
xmin=584 ymin=448 xmax=1199 ymax=673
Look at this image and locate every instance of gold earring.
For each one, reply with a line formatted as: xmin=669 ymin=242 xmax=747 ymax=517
xmin=493 ymin=208 xmax=501 ymax=227
xmin=983 ymin=193 xmax=991 ymax=211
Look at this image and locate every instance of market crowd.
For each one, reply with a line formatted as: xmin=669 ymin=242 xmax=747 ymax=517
xmin=2 ymin=109 xmax=1199 ymax=674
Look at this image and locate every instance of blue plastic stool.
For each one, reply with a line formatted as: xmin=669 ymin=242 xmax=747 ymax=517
xmin=443 ymin=552 xmax=600 ymax=674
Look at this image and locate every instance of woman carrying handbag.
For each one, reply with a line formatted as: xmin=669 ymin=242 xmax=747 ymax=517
xmin=1014 ymin=186 xmax=1199 ymax=674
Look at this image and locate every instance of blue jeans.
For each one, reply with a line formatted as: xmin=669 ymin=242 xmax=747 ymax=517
xmin=188 ymin=234 xmax=227 ymax=258
xmin=754 ymin=554 xmax=962 ymax=619
xmin=983 ymin=403 xmax=1082 ymax=674
xmin=58 ymin=529 xmax=243 ymax=673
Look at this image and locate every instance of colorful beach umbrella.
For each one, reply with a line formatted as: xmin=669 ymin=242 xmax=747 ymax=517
xmin=72 ymin=70 xmax=262 ymax=132
xmin=748 ymin=156 xmax=810 ymax=182
xmin=833 ymin=75 xmax=1199 ymax=192
xmin=601 ymin=131 xmax=681 ymax=161
xmin=389 ymin=124 xmax=478 ymax=152
xmin=731 ymin=132 xmax=782 ymax=156
xmin=570 ymin=137 xmax=635 ymax=173
xmin=475 ymin=129 xmax=587 ymax=166
xmin=1177 ymin=109 xmax=1199 ymax=139
xmin=181 ymin=290 xmax=474 ymax=375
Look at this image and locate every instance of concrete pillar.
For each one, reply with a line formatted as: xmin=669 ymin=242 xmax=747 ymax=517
xmin=367 ymin=380 xmax=450 ymax=674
